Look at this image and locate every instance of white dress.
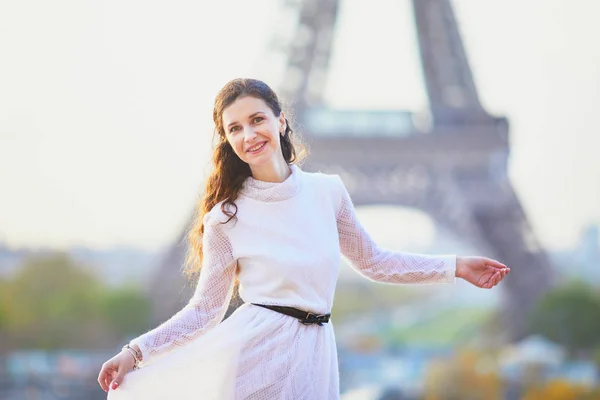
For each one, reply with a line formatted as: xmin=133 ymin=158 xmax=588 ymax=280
xmin=108 ymin=165 xmax=456 ymax=400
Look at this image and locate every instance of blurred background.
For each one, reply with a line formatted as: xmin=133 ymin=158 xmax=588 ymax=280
xmin=1 ymin=0 xmax=599 ymax=399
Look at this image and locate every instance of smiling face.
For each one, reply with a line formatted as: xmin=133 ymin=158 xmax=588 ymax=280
xmin=222 ymin=95 xmax=287 ymax=175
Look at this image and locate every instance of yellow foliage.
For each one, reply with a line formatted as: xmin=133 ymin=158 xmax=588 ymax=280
xmin=424 ymin=349 xmax=501 ymax=400
xmin=523 ymin=379 xmax=597 ymax=400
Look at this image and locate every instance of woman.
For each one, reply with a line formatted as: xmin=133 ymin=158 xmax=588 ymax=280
xmin=98 ymin=78 xmax=510 ymax=399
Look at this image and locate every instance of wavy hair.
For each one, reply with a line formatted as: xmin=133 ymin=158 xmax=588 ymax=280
xmin=183 ymin=78 xmax=306 ymax=280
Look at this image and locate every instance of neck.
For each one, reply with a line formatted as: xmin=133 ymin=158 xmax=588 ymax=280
xmin=250 ymin=157 xmax=291 ymax=183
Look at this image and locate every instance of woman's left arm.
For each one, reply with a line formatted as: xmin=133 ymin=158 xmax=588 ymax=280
xmin=334 ymin=176 xmax=509 ymax=287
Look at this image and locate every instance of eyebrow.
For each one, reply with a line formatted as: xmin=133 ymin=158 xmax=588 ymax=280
xmin=226 ymin=112 xmax=265 ymax=130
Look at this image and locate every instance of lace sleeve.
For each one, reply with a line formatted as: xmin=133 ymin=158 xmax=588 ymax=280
xmin=334 ymin=176 xmax=456 ymax=284
xmin=130 ymin=211 xmax=236 ymax=366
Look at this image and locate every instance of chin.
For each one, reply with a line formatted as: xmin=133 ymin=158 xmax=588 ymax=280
xmin=245 ymin=147 xmax=276 ymax=165
xmin=246 ymin=158 xmax=271 ymax=169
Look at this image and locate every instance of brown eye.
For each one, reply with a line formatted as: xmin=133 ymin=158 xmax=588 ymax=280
xmin=229 ymin=126 xmax=240 ymax=133
xmin=253 ymin=116 xmax=264 ymax=124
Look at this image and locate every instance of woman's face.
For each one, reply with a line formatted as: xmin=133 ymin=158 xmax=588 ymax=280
xmin=222 ymin=96 xmax=286 ymax=170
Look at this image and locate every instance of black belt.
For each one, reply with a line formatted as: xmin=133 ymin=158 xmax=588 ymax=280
xmin=252 ymin=303 xmax=331 ymax=326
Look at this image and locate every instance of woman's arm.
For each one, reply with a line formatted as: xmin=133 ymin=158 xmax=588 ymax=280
xmin=130 ymin=212 xmax=236 ymax=366
xmin=334 ymin=176 xmax=456 ymax=284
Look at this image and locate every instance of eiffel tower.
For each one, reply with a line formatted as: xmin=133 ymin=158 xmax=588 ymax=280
xmin=149 ymin=0 xmax=555 ymax=340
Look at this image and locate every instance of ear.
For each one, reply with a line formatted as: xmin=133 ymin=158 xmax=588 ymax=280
xmin=279 ymin=112 xmax=286 ymax=135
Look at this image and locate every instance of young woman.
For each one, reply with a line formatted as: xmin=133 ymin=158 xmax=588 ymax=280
xmin=98 ymin=78 xmax=510 ymax=399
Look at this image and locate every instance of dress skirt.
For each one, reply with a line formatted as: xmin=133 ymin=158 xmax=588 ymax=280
xmin=107 ymin=303 xmax=340 ymax=400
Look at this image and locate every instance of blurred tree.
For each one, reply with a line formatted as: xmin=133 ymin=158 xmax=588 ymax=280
xmin=424 ymin=349 xmax=501 ymax=400
xmin=98 ymin=286 xmax=151 ymax=338
xmin=594 ymin=346 xmax=600 ymax=368
xmin=3 ymin=252 xmax=150 ymax=350
xmin=0 ymin=279 xmax=10 ymax=353
xmin=0 ymin=279 xmax=7 ymax=327
xmin=528 ymin=281 xmax=600 ymax=355
xmin=6 ymin=252 xmax=110 ymax=348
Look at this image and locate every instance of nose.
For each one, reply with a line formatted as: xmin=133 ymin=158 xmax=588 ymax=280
xmin=243 ymin=126 xmax=257 ymax=142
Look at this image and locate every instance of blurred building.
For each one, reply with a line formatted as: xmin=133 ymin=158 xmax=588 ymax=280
xmin=499 ymin=335 xmax=599 ymax=389
xmin=0 ymin=350 xmax=113 ymax=400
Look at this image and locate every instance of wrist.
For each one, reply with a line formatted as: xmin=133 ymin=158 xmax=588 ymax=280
xmin=122 ymin=348 xmax=136 ymax=361
xmin=455 ymin=256 xmax=463 ymax=278
xmin=130 ymin=343 xmax=142 ymax=357
xmin=122 ymin=343 xmax=143 ymax=369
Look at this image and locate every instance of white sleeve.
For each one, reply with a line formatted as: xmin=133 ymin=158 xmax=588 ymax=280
xmin=131 ymin=211 xmax=236 ymax=366
xmin=334 ymin=176 xmax=456 ymax=285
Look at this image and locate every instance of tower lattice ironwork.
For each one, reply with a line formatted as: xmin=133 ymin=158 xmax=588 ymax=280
xmin=150 ymin=0 xmax=555 ymax=340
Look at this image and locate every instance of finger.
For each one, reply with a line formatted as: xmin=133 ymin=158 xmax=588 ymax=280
xmin=110 ymin=366 xmax=128 ymax=391
xmin=107 ymin=368 xmax=119 ymax=392
xmin=486 ymin=258 xmax=508 ymax=270
xmin=488 ymin=272 xmax=501 ymax=288
xmin=491 ymin=275 xmax=498 ymax=287
xmin=98 ymin=376 xmax=106 ymax=392
xmin=495 ymin=271 xmax=503 ymax=284
xmin=98 ymin=368 xmax=110 ymax=392
xmin=106 ymin=374 xmax=114 ymax=392
xmin=483 ymin=274 xmax=496 ymax=289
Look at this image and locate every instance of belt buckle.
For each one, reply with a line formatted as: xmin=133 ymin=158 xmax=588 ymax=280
xmin=302 ymin=312 xmax=327 ymax=326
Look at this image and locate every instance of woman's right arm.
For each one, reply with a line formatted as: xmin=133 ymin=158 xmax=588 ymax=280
xmin=130 ymin=211 xmax=237 ymax=366
xmin=98 ymin=211 xmax=236 ymax=392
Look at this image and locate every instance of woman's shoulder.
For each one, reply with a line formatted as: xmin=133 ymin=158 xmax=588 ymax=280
xmin=203 ymin=201 xmax=236 ymax=227
xmin=299 ymin=167 xmax=344 ymax=189
xmin=299 ymin=167 xmax=347 ymax=207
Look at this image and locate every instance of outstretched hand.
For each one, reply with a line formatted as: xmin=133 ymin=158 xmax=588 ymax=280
xmin=456 ymin=256 xmax=510 ymax=289
xmin=98 ymin=350 xmax=136 ymax=392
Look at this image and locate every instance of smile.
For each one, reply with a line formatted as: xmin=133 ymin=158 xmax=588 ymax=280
xmin=247 ymin=142 xmax=267 ymax=153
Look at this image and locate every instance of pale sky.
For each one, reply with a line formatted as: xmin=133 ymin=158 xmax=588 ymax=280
xmin=0 ymin=0 xmax=598 ymax=252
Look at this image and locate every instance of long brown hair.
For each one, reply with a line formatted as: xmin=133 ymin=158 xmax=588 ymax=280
xmin=183 ymin=78 xmax=306 ymax=280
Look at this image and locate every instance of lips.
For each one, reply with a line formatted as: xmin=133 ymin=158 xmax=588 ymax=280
xmin=246 ymin=141 xmax=267 ymax=153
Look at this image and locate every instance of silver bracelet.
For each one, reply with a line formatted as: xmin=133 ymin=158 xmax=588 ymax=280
xmin=125 ymin=348 xmax=139 ymax=369
xmin=122 ymin=344 xmax=142 ymax=370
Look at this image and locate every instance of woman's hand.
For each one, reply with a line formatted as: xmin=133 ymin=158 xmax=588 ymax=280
xmin=456 ymin=256 xmax=510 ymax=289
xmin=97 ymin=349 xmax=136 ymax=392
